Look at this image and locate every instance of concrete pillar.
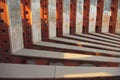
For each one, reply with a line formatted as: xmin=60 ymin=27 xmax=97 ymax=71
xmin=63 ymin=0 xmax=70 ymax=35
xmin=7 ymin=0 xmax=24 ymax=53
xmin=31 ymin=0 xmax=41 ymax=43
xmin=115 ymin=0 xmax=120 ymax=33
xmin=76 ymin=0 xmax=84 ymax=34
xmin=88 ymin=0 xmax=97 ymax=33
xmin=102 ymin=0 xmax=111 ymax=32
xmin=49 ymin=0 xmax=56 ymax=38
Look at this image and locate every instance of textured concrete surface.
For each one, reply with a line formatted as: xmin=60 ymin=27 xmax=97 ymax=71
xmin=13 ymin=49 xmax=120 ymax=63
xmin=115 ymin=0 xmax=120 ymax=32
xmin=55 ymin=66 xmax=120 ymax=78
xmin=49 ymin=0 xmax=56 ymax=38
xmin=34 ymin=41 xmax=120 ymax=56
xmin=0 ymin=63 xmax=55 ymax=78
xmin=7 ymin=0 xmax=24 ymax=53
xmin=102 ymin=0 xmax=111 ymax=32
xmin=65 ymin=34 xmax=120 ymax=47
xmin=63 ymin=0 xmax=70 ymax=35
xmin=76 ymin=0 xmax=83 ymax=34
xmin=31 ymin=0 xmax=41 ymax=42
xmin=88 ymin=0 xmax=97 ymax=33
xmin=0 ymin=63 xmax=120 ymax=78
xmin=51 ymin=37 xmax=120 ymax=51
xmin=7 ymin=0 xmax=120 ymax=53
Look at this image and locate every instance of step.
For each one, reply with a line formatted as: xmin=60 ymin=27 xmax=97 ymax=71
xmin=13 ymin=49 xmax=120 ymax=63
xmin=92 ymin=33 xmax=120 ymax=40
xmin=50 ymin=37 xmax=120 ymax=51
xmin=115 ymin=33 xmax=120 ymax=35
xmin=76 ymin=33 xmax=120 ymax=45
xmin=34 ymin=41 xmax=120 ymax=57
xmin=55 ymin=66 xmax=120 ymax=78
xmin=64 ymin=35 xmax=120 ymax=48
xmin=102 ymin=33 xmax=120 ymax=39
xmin=0 ymin=63 xmax=54 ymax=79
xmin=89 ymin=33 xmax=120 ymax=43
xmin=0 ymin=63 xmax=119 ymax=79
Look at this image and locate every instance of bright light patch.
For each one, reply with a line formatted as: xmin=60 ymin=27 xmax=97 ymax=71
xmin=64 ymin=72 xmax=113 ymax=78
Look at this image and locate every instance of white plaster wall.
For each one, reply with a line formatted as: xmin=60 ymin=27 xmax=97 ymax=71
xmin=102 ymin=0 xmax=111 ymax=32
xmin=48 ymin=0 xmax=56 ymax=38
xmin=63 ymin=0 xmax=70 ymax=35
xmin=31 ymin=0 xmax=41 ymax=43
xmin=115 ymin=0 xmax=120 ymax=33
xmin=88 ymin=0 xmax=97 ymax=33
xmin=76 ymin=0 xmax=84 ymax=34
xmin=7 ymin=0 xmax=24 ymax=53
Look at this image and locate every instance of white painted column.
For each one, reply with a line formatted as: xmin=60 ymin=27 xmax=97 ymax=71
xmin=48 ymin=0 xmax=56 ymax=38
xmin=88 ymin=0 xmax=97 ymax=33
xmin=102 ymin=0 xmax=111 ymax=32
xmin=115 ymin=0 xmax=120 ymax=33
xmin=63 ymin=0 xmax=70 ymax=35
xmin=31 ymin=0 xmax=41 ymax=43
xmin=7 ymin=0 xmax=24 ymax=53
xmin=76 ymin=0 xmax=84 ymax=34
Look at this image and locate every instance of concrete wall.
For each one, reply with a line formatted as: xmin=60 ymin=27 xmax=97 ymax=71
xmin=7 ymin=0 xmax=24 ymax=53
xmin=48 ymin=0 xmax=56 ymax=38
xmin=115 ymin=0 xmax=120 ymax=33
xmin=63 ymin=0 xmax=70 ymax=35
xmin=102 ymin=0 xmax=111 ymax=32
xmin=88 ymin=0 xmax=97 ymax=33
xmin=76 ymin=0 xmax=84 ymax=34
xmin=7 ymin=0 xmax=120 ymax=53
xmin=31 ymin=0 xmax=41 ymax=43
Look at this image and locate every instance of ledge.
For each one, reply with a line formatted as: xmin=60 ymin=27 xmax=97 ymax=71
xmin=64 ymin=35 xmax=120 ymax=48
xmin=51 ymin=37 xmax=120 ymax=51
xmin=34 ymin=41 xmax=120 ymax=56
xmin=0 ymin=63 xmax=120 ymax=79
xmin=13 ymin=49 xmax=120 ymax=63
